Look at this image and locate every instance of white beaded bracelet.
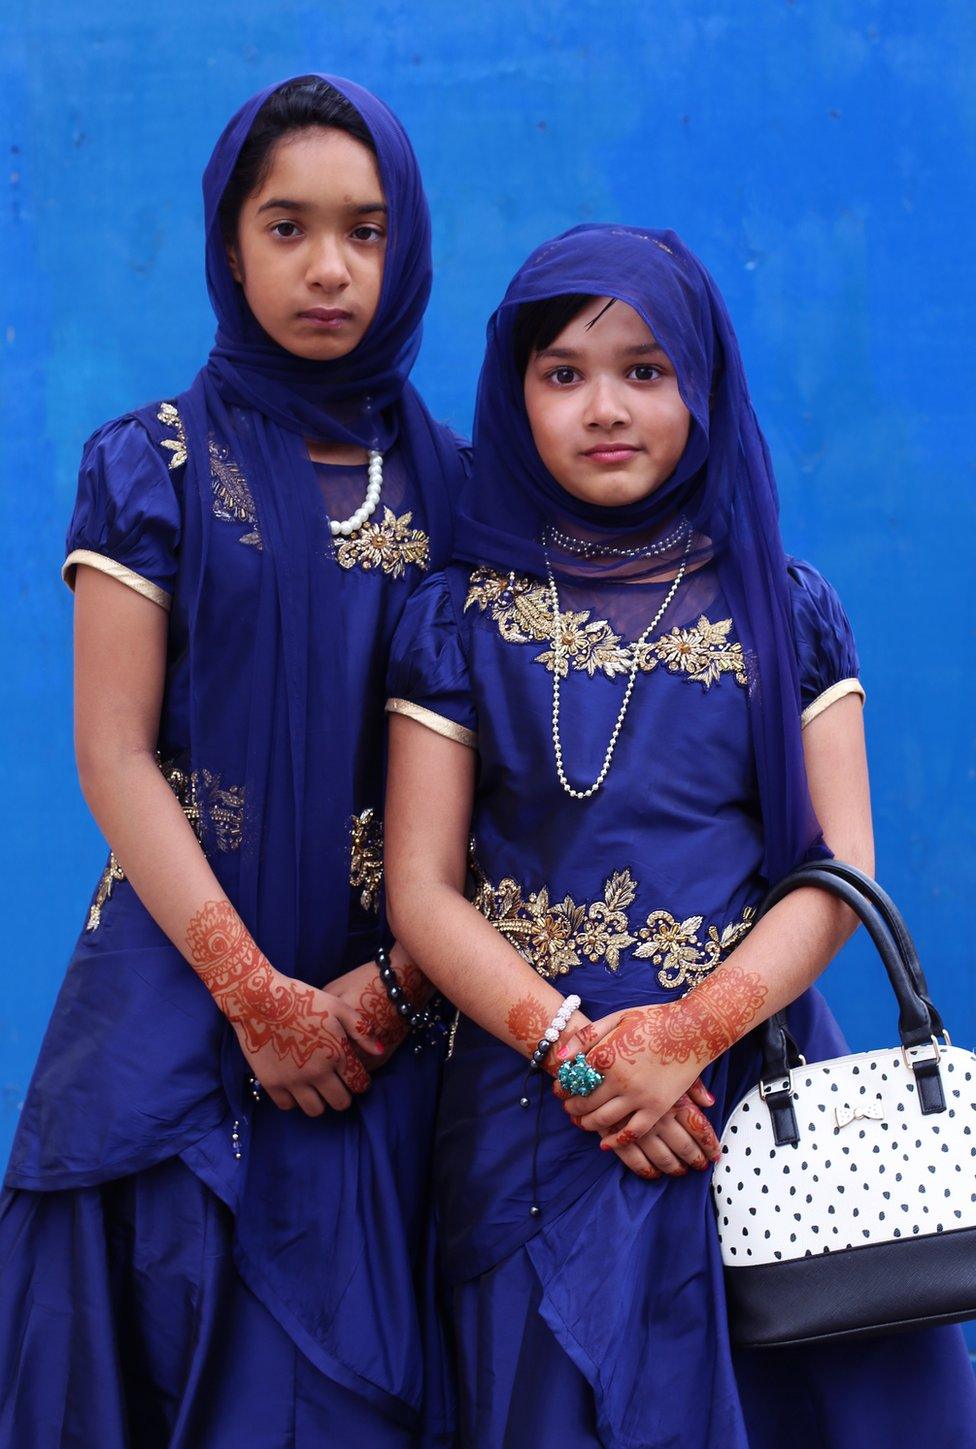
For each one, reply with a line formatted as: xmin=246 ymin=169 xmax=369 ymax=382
xmin=544 ymin=993 xmax=581 ymax=1043
xmin=526 ymin=994 xmax=583 ymax=1074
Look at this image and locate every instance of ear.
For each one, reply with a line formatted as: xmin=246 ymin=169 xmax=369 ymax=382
xmin=226 ymin=240 xmax=243 ymax=284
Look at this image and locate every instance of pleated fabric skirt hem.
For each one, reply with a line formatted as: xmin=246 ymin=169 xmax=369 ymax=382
xmin=0 ymin=1155 xmax=433 ymax=1449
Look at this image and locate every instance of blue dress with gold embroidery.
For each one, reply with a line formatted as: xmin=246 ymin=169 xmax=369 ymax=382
xmin=386 ymin=560 xmax=976 ymax=1449
xmin=0 ymin=401 xmax=465 ymax=1447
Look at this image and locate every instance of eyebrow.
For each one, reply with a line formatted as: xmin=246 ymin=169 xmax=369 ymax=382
xmin=534 ymin=341 xmax=666 ymax=362
xmin=255 ymin=197 xmax=389 ymax=216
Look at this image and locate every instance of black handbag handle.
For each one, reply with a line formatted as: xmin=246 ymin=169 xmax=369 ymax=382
xmin=755 ymin=860 xmax=948 ymax=1140
xmin=797 ymin=859 xmax=943 ymax=1034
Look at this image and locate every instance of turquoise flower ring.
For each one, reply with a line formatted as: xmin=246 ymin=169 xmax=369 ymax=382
xmin=557 ymin=1053 xmax=605 ymax=1098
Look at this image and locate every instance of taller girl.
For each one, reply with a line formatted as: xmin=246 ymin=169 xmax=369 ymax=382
xmin=0 ymin=75 xmax=463 ymax=1446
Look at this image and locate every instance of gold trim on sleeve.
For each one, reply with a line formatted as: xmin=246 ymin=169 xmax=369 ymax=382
xmin=800 ymin=677 xmax=865 ymax=728
xmin=385 ymin=698 xmax=477 ymax=749
xmin=62 ymin=550 xmax=171 ymax=612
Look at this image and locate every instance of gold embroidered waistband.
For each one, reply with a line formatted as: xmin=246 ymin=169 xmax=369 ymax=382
xmin=470 ymin=856 xmax=755 ymax=990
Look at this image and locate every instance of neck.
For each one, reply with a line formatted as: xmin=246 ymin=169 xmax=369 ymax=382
xmin=306 ymin=438 xmax=370 ymax=466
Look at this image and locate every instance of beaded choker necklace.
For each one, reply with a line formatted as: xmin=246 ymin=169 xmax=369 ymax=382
xmin=546 ymin=515 xmax=689 ymax=562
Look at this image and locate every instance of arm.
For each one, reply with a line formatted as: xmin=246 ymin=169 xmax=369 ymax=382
xmin=385 ymin=713 xmax=590 ymax=1061
xmin=73 ymin=566 xmax=382 ymax=1114
xmin=567 ymin=694 xmax=874 ymax=1144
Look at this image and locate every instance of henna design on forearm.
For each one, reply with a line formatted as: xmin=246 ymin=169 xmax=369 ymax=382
xmin=506 ymin=996 xmax=550 ymax=1050
xmin=186 ymin=900 xmax=355 ymax=1076
xmin=588 ymin=964 xmax=768 ymax=1072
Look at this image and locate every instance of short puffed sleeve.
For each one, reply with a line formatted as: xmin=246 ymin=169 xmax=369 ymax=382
xmin=62 ymin=413 xmax=182 ymax=611
xmin=386 ymin=572 xmax=477 ymax=748
xmin=787 ymin=558 xmax=865 ymax=727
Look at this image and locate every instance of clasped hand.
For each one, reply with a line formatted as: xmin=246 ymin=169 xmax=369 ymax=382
xmin=230 ymin=965 xmax=385 ymax=1116
xmin=555 ymin=1004 xmax=721 ymax=1181
xmin=236 ymin=944 xmax=427 ymax=1116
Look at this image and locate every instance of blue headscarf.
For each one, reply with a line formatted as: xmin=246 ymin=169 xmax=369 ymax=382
xmin=455 ymin=224 xmax=825 ymax=885
xmin=176 ymin=74 xmax=461 ymax=985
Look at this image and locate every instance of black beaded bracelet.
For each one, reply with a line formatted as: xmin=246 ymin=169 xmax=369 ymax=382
xmin=376 ymin=945 xmax=446 ymax=1055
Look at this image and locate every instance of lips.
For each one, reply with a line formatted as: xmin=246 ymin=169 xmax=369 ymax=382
xmin=582 ymin=444 xmax=641 ymax=464
xmin=298 ymin=308 xmax=353 ymax=326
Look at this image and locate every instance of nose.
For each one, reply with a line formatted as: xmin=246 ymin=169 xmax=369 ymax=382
xmin=583 ymin=375 xmax=630 ymax=431
xmin=305 ymin=235 xmax=352 ymax=293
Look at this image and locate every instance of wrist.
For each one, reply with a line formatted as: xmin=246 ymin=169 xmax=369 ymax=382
xmin=388 ymin=941 xmax=433 ymax=1004
xmin=660 ymin=964 xmax=769 ymax=1068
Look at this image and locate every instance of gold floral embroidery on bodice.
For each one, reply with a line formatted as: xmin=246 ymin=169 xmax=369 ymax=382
xmin=209 ymin=436 xmax=261 ymax=549
xmin=334 ymin=507 xmax=429 ymax=580
xmin=87 ymin=760 xmax=244 ymax=931
xmin=464 ymin=567 xmax=747 ymax=688
xmin=350 ymin=807 xmax=384 ymax=912
xmin=156 ymin=403 xmax=263 ymax=549
xmin=157 ymin=401 xmax=187 ymax=470
xmin=470 ymin=852 xmax=754 ymax=988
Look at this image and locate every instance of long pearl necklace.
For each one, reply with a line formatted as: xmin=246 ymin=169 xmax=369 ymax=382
xmin=544 ymin=525 xmax=693 ymax=800
xmin=328 ymin=450 xmax=383 ymax=537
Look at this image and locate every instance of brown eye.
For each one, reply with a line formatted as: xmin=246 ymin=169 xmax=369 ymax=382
xmin=270 ymin=221 xmax=301 ymax=239
xmin=630 ymin=364 xmax=663 ymax=382
xmin=549 ymin=366 xmax=579 ymax=386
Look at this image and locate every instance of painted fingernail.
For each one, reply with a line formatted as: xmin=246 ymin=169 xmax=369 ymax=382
xmin=599 ymin=1139 xmax=611 ymax=1151
xmin=556 ymin=1044 xmax=570 ymax=1060
xmin=703 ymin=1089 xmax=716 ymax=1105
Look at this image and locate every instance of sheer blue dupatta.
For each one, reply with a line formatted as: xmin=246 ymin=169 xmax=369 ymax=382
xmin=175 ymin=73 xmax=460 ymax=1009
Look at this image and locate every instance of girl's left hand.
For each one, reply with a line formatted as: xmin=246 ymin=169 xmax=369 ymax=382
xmin=591 ymin=1075 xmax=718 ymax=1179
xmin=610 ymin=1090 xmax=723 ymax=1175
xmin=326 ymin=945 xmax=430 ymax=1069
xmin=554 ymin=1004 xmax=702 ymax=1146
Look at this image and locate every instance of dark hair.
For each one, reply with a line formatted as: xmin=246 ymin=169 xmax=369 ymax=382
xmin=218 ymin=76 xmax=376 ymax=244
xmin=511 ymin=293 xmax=601 ymax=375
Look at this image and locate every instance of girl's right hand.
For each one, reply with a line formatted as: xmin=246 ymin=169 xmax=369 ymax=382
xmin=229 ymin=970 xmax=386 ymax=1115
xmin=184 ymin=899 xmax=385 ymax=1115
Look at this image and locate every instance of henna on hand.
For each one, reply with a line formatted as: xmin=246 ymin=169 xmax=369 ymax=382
xmin=186 ymin=900 xmax=360 ymax=1078
xmin=353 ymin=958 xmax=428 ymax=1048
xmin=673 ymin=1095 xmax=720 ymax=1162
xmin=588 ymin=963 xmax=768 ymax=1074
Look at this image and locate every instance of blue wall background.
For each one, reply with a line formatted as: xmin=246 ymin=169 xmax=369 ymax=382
xmin=2 ymin=0 xmax=974 ymax=1342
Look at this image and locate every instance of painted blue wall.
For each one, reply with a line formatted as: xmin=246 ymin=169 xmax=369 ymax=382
xmin=2 ymin=0 xmax=974 ymax=1342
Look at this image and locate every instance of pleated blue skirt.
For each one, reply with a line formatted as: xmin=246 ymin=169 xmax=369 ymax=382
xmin=0 ymin=1156 xmax=425 ymax=1448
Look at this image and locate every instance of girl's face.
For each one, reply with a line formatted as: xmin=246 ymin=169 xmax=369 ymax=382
xmin=227 ymin=126 xmax=387 ymax=361
xmin=523 ymin=297 xmax=691 ymax=508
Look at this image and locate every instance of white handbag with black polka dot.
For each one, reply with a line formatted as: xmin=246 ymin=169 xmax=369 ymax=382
xmin=713 ymin=859 xmax=976 ymax=1347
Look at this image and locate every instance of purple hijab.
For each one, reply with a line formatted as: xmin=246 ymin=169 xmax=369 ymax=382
xmin=454 ymin=224 xmax=825 ymax=884
xmin=175 ymin=75 xmax=461 ymax=994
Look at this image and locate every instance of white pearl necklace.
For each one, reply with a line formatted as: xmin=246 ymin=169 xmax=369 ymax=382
xmin=329 ymin=450 xmax=383 ymax=538
xmin=544 ymin=526 xmax=693 ymax=800
xmin=547 ymin=515 xmax=689 ymax=562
